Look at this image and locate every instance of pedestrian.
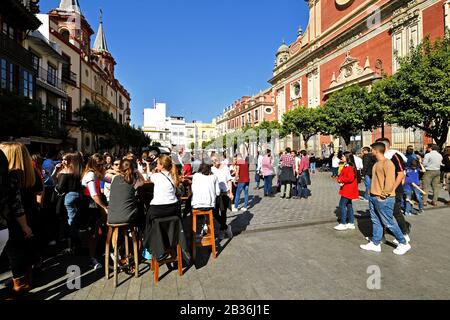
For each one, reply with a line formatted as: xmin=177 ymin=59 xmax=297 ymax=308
xmin=295 ymin=150 xmax=310 ymax=199
xmin=261 ymin=149 xmax=274 ymax=197
xmin=331 ymin=152 xmax=340 ymax=178
xmin=279 ymin=148 xmax=296 ymax=199
xmin=232 ymin=154 xmax=250 ymax=212
xmin=362 ymin=147 xmax=376 ymax=201
xmin=309 ymin=153 xmax=317 ymax=174
xmin=377 ymin=138 xmax=411 ymax=243
xmin=360 ymin=142 xmax=411 ymax=255
xmin=54 ymin=152 xmax=84 ymax=252
xmin=254 ymin=152 xmax=263 ymax=190
xmin=0 ymin=142 xmax=42 ymax=296
xmin=211 ymin=156 xmax=234 ymax=239
xmin=403 ymin=160 xmax=425 ymax=216
xmin=422 ymin=144 xmax=443 ymax=207
xmin=334 ymin=152 xmax=359 ymax=231
xmin=81 ymin=153 xmax=109 ymax=270
xmin=405 ymin=145 xmax=418 ymax=169
xmin=442 ymin=146 xmax=450 ymax=206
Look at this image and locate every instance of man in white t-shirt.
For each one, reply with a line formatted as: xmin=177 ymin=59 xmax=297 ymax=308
xmin=211 ymin=156 xmax=234 ymax=240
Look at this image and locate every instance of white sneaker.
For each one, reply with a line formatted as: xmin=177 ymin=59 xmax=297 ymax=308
xmin=231 ymin=207 xmax=239 ymax=213
xmin=226 ymin=225 xmax=233 ymax=239
xmin=393 ymin=243 xmax=411 ymax=255
xmin=241 ymin=207 xmax=248 ymax=212
xmin=201 ymin=224 xmax=209 ymax=237
xmin=360 ymin=242 xmax=382 ymax=253
xmin=393 ymin=234 xmax=411 ymax=246
xmin=346 ymin=224 xmax=356 ymax=230
xmin=334 ymin=224 xmax=348 ymax=231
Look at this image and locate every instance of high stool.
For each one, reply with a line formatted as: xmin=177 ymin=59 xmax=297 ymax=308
xmin=192 ymin=209 xmax=217 ymax=262
xmin=151 ymin=245 xmax=183 ymax=285
xmin=105 ymin=223 xmax=140 ymax=287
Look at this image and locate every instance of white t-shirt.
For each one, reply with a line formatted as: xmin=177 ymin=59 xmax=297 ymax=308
xmin=82 ymin=171 xmax=98 ymax=197
xmin=191 ymin=173 xmax=220 ymax=209
xmin=150 ymin=172 xmax=178 ymax=205
xmin=211 ymin=166 xmax=232 ymax=193
xmin=354 ymin=155 xmax=364 ymax=170
xmin=332 ymin=157 xmax=340 ymax=168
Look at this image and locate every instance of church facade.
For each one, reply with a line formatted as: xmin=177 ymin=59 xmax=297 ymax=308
xmin=217 ymin=0 xmax=450 ymax=156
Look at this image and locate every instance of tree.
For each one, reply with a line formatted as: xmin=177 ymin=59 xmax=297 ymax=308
xmin=281 ymin=107 xmax=326 ymax=148
xmin=381 ymin=34 xmax=450 ymax=151
xmin=322 ymin=85 xmax=371 ymax=150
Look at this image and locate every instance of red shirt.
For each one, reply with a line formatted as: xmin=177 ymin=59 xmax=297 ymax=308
xmin=338 ymin=165 xmax=359 ymax=200
xmin=182 ymin=164 xmax=192 ymax=177
xmin=237 ymin=161 xmax=250 ymax=183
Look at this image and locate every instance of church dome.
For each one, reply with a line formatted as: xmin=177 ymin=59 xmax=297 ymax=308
xmin=276 ymin=42 xmax=289 ymax=55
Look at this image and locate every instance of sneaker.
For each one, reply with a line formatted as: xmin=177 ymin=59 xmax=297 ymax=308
xmin=346 ymin=224 xmax=356 ymax=230
xmin=200 ymin=224 xmax=209 ymax=237
xmin=334 ymin=224 xmax=348 ymax=231
xmin=241 ymin=207 xmax=248 ymax=212
xmin=232 ymin=207 xmax=239 ymax=213
xmin=218 ymin=230 xmax=226 ymax=240
xmin=393 ymin=234 xmax=411 ymax=246
xmin=360 ymin=242 xmax=382 ymax=253
xmin=225 ymin=225 xmax=233 ymax=239
xmin=89 ymin=258 xmax=102 ymax=270
xmin=393 ymin=243 xmax=411 ymax=255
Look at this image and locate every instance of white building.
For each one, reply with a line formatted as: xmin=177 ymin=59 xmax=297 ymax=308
xmin=143 ymin=102 xmax=171 ymax=146
xmin=168 ymin=116 xmax=187 ymax=148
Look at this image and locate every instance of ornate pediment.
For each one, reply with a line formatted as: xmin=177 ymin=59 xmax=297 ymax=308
xmin=325 ymin=52 xmax=381 ymax=96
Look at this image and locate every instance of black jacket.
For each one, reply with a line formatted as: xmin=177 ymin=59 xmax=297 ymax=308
xmin=144 ymin=215 xmax=190 ymax=263
xmin=362 ymin=153 xmax=377 ymax=177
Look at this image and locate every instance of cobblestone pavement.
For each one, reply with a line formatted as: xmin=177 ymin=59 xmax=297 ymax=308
xmin=1 ymin=172 xmax=449 ymax=300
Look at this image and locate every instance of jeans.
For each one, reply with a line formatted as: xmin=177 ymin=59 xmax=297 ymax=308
xmin=404 ymin=189 xmax=424 ymax=215
xmin=364 ymin=176 xmax=371 ymax=200
xmin=264 ymin=175 xmax=274 ymax=195
xmin=65 ymin=192 xmax=81 ymax=226
xmin=423 ymin=170 xmax=441 ymax=203
xmin=331 ymin=167 xmax=339 ymax=177
xmin=255 ymin=173 xmax=261 ymax=189
xmin=214 ymin=194 xmax=229 ymax=231
xmin=394 ymin=188 xmax=409 ymax=235
xmin=339 ymin=197 xmax=354 ymax=224
xmin=369 ymin=196 xmax=406 ymax=246
xmin=0 ymin=229 xmax=8 ymax=256
xmin=234 ymin=183 xmax=249 ymax=209
xmin=296 ymin=178 xmax=309 ymax=198
xmin=310 ymin=163 xmax=316 ymax=172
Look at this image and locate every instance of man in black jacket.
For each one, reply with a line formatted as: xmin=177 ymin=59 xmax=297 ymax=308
xmin=362 ymin=147 xmax=376 ymax=201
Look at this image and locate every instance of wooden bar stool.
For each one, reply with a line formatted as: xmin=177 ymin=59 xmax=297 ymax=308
xmin=192 ymin=209 xmax=216 ymax=262
xmin=105 ymin=223 xmax=140 ymax=287
xmin=150 ymin=245 xmax=183 ymax=285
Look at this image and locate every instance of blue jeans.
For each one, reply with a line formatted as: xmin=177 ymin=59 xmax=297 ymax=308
xmin=296 ymin=178 xmax=309 ymax=198
xmin=310 ymin=163 xmax=316 ymax=172
xmin=255 ymin=173 xmax=261 ymax=189
xmin=264 ymin=175 xmax=274 ymax=195
xmin=332 ymin=167 xmax=339 ymax=177
xmin=404 ymin=188 xmax=424 ymax=215
xmin=339 ymin=196 xmax=354 ymax=224
xmin=234 ymin=183 xmax=249 ymax=209
xmin=364 ymin=176 xmax=371 ymax=200
xmin=65 ymin=192 xmax=80 ymax=226
xmin=369 ymin=196 xmax=406 ymax=246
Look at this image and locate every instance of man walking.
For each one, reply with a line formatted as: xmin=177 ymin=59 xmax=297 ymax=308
xmin=376 ymin=138 xmax=410 ymax=243
xmin=422 ymin=144 xmax=443 ymax=207
xmin=360 ymin=142 xmax=411 ymax=255
xmin=232 ymin=154 xmax=250 ymax=212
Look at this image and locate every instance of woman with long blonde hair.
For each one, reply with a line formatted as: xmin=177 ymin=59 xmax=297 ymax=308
xmin=0 ymin=142 xmax=43 ymax=297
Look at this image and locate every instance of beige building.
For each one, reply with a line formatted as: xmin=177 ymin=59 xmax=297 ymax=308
xmin=186 ymin=121 xmax=217 ymax=151
xmin=35 ymin=0 xmax=131 ymax=152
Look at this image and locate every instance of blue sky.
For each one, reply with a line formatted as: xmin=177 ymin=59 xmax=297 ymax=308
xmin=40 ymin=0 xmax=309 ymax=127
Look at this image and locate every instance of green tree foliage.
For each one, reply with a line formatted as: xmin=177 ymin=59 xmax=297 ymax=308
xmin=380 ymin=34 xmax=450 ymax=151
xmin=281 ymin=106 xmax=326 ymax=147
xmin=322 ymin=85 xmax=371 ymax=149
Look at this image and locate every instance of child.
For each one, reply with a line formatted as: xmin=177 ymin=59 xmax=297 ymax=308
xmin=404 ymin=160 xmax=425 ymax=215
xmin=334 ymin=152 xmax=359 ymax=231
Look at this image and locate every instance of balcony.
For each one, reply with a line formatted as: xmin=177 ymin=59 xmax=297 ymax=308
xmin=40 ymin=103 xmax=62 ymax=137
xmin=0 ymin=33 xmax=34 ymax=70
xmin=36 ymin=66 xmax=67 ymax=98
xmin=62 ymin=65 xmax=77 ymax=85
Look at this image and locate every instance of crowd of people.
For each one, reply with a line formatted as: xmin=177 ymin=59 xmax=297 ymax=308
xmin=1 ymin=138 xmax=449 ymax=299
xmin=331 ymin=138 xmax=450 ymax=256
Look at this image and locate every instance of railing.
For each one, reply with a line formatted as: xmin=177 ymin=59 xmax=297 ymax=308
xmin=36 ymin=66 xmax=64 ymax=91
xmin=40 ymin=103 xmax=61 ymax=137
xmin=62 ymin=65 xmax=77 ymax=84
xmin=0 ymin=33 xmax=33 ymax=69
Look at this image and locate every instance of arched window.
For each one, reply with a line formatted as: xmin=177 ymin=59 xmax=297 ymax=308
xmin=60 ymin=29 xmax=70 ymax=42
